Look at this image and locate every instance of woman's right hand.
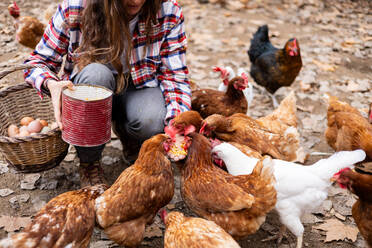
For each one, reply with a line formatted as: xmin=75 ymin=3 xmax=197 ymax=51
xmin=46 ymin=79 xmax=74 ymax=130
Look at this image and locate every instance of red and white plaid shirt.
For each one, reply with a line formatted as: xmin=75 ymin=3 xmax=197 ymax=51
xmin=24 ymin=0 xmax=191 ymax=124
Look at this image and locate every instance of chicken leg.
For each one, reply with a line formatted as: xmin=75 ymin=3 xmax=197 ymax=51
xmin=262 ymin=224 xmax=287 ymax=244
xmin=296 ymin=235 xmax=303 ymax=248
xmin=258 ymin=85 xmax=278 ymax=107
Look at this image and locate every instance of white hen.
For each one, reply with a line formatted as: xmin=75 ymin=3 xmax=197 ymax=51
xmin=214 ymin=66 xmax=235 ymax=92
xmin=214 ymin=66 xmax=254 ymax=114
xmin=212 ymin=142 xmax=366 ymax=248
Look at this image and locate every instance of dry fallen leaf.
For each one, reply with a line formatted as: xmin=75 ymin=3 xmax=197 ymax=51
xmin=312 ymin=59 xmax=337 ymax=72
xmin=341 ymin=39 xmax=360 ymax=46
xmin=313 ymin=218 xmax=359 ymax=242
xmin=0 ymin=216 xmax=32 ymax=232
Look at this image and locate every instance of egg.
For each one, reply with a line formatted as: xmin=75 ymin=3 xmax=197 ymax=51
xmin=41 ymin=126 xmax=51 ymax=134
xmin=17 ymin=130 xmax=30 ymax=137
xmin=7 ymin=124 xmax=19 ymax=137
xmin=20 ymin=116 xmax=34 ymax=126
xmin=39 ymin=119 xmax=48 ymax=127
xmin=27 ymin=120 xmax=43 ymax=133
xmin=19 ymin=126 xmax=28 ymax=133
xmin=50 ymin=122 xmax=59 ymax=129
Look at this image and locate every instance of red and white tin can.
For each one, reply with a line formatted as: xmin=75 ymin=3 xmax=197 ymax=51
xmin=62 ymin=84 xmax=113 ymax=147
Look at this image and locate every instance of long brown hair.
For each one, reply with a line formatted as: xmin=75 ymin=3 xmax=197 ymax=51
xmin=76 ymin=0 xmax=162 ymax=93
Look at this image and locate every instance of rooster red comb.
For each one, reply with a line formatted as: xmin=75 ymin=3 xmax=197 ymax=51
xmin=213 ymin=66 xmax=229 ymax=84
xmin=331 ymin=167 xmax=351 ymax=189
xmin=8 ymin=1 xmax=20 ymax=18
xmin=240 ymin=72 xmax=249 ymax=87
xmin=160 ymin=208 xmax=168 ymax=224
xmin=213 ymin=66 xmax=224 ymax=73
xmin=333 ymin=167 xmax=351 ymax=177
xmin=199 ymin=121 xmax=207 ymax=134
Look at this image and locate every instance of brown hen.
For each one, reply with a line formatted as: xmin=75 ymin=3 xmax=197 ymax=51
xmin=325 ymin=95 xmax=372 ymax=160
xmin=201 ymin=91 xmax=306 ymax=162
xmin=191 ymin=75 xmax=249 ymax=118
xmin=94 ymin=134 xmax=175 ymax=247
xmin=171 ymin=110 xmax=204 ymax=133
xmin=180 ymin=132 xmax=276 ymax=239
xmin=8 ymin=2 xmax=46 ymax=49
xmin=334 ymin=168 xmax=372 ymax=247
xmin=0 ymin=184 xmax=108 ymax=248
xmin=162 ymin=211 xmax=241 ymax=248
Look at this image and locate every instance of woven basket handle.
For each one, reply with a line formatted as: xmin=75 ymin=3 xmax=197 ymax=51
xmin=0 ymin=64 xmax=37 ymax=80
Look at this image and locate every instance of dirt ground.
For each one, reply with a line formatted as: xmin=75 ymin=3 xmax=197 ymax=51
xmin=0 ymin=0 xmax=371 ymax=247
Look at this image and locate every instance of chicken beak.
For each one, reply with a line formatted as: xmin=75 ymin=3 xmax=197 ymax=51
xmin=330 ymin=173 xmax=340 ymax=183
xmin=291 ymin=48 xmax=298 ymax=56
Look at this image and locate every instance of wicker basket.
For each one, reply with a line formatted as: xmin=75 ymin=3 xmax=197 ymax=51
xmin=0 ymin=65 xmax=69 ymax=173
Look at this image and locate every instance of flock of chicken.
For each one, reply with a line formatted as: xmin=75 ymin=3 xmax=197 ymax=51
xmin=3 ymin=1 xmax=372 ymax=248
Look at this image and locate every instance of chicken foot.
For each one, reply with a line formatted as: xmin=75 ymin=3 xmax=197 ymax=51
xmin=262 ymin=225 xmax=288 ymax=245
xmin=296 ymin=235 xmax=303 ymax=248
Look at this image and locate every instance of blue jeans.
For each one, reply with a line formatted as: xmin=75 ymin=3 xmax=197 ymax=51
xmin=73 ymin=63 xmax=166 ymax=163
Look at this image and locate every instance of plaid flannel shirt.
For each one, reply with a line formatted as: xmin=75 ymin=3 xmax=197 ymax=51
xmin=24 ymin=0 xmax=191 ymax=124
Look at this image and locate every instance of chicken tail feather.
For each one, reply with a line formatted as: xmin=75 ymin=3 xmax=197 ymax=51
xmin=310 ymin=149 xmax=366 ymax=180
xmin=248 ymin=25 xmax=273 ymax=62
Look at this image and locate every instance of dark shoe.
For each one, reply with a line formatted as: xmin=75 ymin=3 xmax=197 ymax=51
xmin=79 ymin=160 xmax=107 ymax=188
xmin=121 ymin=138 xmax=140 ymax=166
xmin=112 ymin=121 xmax=140 ymax=166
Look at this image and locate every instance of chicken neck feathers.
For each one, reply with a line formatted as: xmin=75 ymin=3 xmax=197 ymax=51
xmin=182 ymin=133 xmax=255 ymax=212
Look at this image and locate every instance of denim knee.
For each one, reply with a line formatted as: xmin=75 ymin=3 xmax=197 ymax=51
xmin=73 ymin=63 xmax=116 ymax=92
xmin=126 ymin=115 xmax=165 ymax=142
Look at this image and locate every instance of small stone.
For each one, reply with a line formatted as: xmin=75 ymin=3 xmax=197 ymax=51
xmin=9 ymin=194 xmax=30 ymax=204
xmin=330 ymin=208 xmax=335 ymax=215
xmin=0 ymin=161 xmax=9 ymax=174
xmin=109 ymin=140 xmax=123 ymax=150
xmin=20 ymin=181 xmax=36 ymax=190
xmin=333 ymin=200 xmax=352 ymax=216
xmin=102 ymin=156 xmax=119 ymax=165
xmin=312 ymin=200 xmax=332 ymax=215
xmin=90 ymin=241 xmax=116 ymax=248
xmin=335 ymin=212 xmax=346 ymax=221
xmin=39 ymin=180 xmax=58 ymax=190
xmin=345 ymin=197 xmax=357 ymax=208
xmin=0 ymin=188 xmax=14 ymax=197
xmin=32 ymin=197 xmax=47 ymax=212
xmin=20 ymin=174 xmax=41 ymax=190
xmin=322 ymin=200 xmax=333 ymax=212
xmin=328 ymin=186 xmax=345 ymax=196
xmin=302 ymin=213 xmax=323 ymax=224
